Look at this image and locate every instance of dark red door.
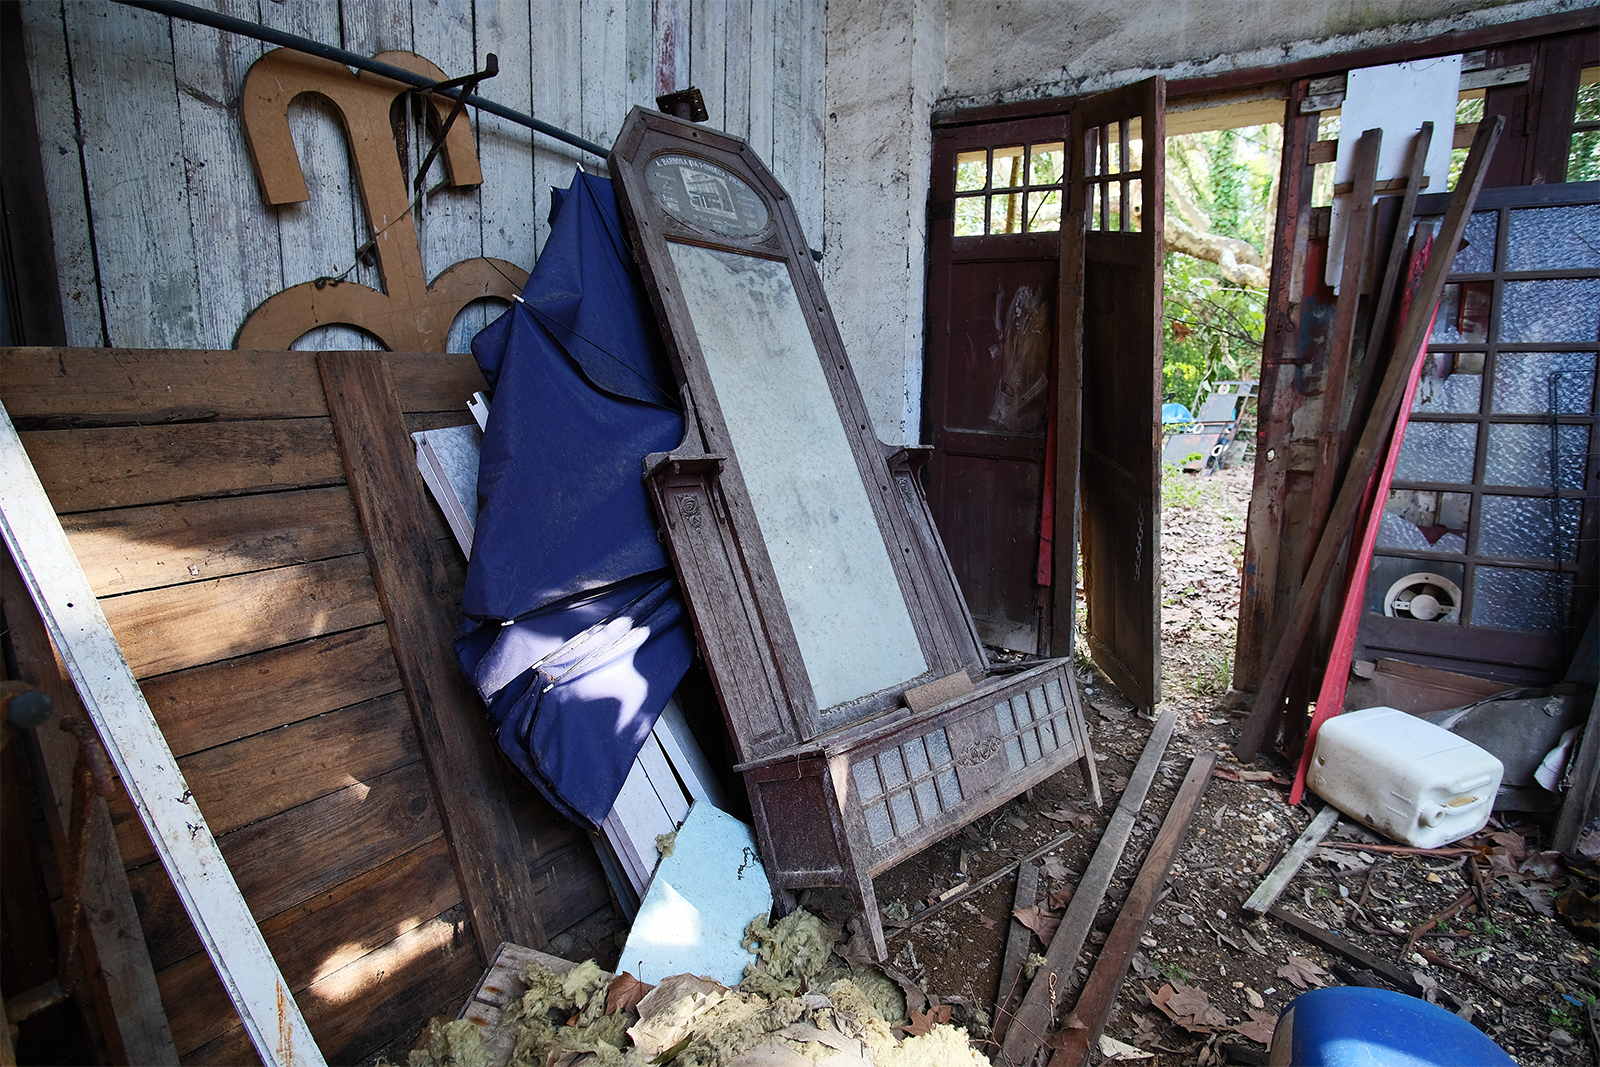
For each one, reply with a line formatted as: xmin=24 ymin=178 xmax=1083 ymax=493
xmin=925 ymin=115 xmax=1069 ymax=653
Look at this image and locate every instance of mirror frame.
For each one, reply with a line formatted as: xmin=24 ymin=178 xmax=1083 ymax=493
xmin=610 ymin=108 xmax=987 ymax=762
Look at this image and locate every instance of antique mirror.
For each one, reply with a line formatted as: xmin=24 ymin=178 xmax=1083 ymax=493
xmin=610 ymin=108 xmax=1095 ymax=957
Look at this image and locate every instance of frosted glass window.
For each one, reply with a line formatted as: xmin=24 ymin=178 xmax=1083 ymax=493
xmin=889 ymin=790 xmax=918 ymax=834
xmin=903 ymin=737 xmax=930 ymax=778
xmin=1471 ymin=566 xmax=1566 ymax=633
xmin=1451 ymin=210 xmax=1498 ymax=274
xmin=864 ymin=802 xmax=892 ymax=845
xmin=1394 ymin=421 xmax=1477 ymax=483
xmin=1506 ymin=204 xmax=1600 ymax=271
xmin=1483 ymin=423 xmax=1590 ymax=489
xmin=668 ymin=242 xmax=928 ymax=709
xmin=1479 ymin=495 xmax=1583 ymax=564
xmin=1500 ymin=279 xmax=1600 ymax=343
xmin=1412 ymin=351 xmax=1483 ymax=414
xmin=879 ymin=748 xmax=907 ymax=789
xmin=853 ymin=760 xmax=883 ymax=801
xmin=1492 ymin=352 xmax=1597 ymax=414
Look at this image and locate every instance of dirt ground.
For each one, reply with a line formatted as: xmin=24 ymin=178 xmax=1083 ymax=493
xmin=849 ymin=463 xmax=1599 ymax=1066
xmin=512 ymin=462 xmax=1597 ymax=1067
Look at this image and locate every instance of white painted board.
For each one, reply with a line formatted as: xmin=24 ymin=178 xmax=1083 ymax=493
xmin=1327 ymin=55 xmax=1462 ymax=290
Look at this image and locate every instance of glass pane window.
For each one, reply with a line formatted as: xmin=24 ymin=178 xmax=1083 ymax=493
xmin=1128 ymin=179 xmax=1143 ymax=233
xmin=1491 ymin=351 xmax=1597 ymax=415
xmin=1394 ymin=420 xmax=1477 ymax=484
xmin=955 ymin=150 xmax=987 ymax=193
xmin=1031 ymin=142 xmax=1065 ymax=186
xmin=1506 ymin=204 xmax=1600 ymax=271
xmin=1451 ymin=210 xmax=1498 ymax=274
xmin=1479 ymin=494 xmax=1583 ymax=564
xmin=954 ymin=196 xmax=985 ymax=237
xmin=1483 ymin=423 xmax=1590 ymax=490
xmin=1026 ymin=188 xmax=1061 ymax=233
xmin=990 ymin=193 xmax=1024 ymax=235
xmin=993 ymin=145 xmax=1026 ymax=189
xmin=1430 ymin=281 xmax=1493 ymax=344
xmin=1471 ymin=566 xmax=1567 ymax=633
xmin=1499 ymin=278 xmax=1600 ymax=344
xmin=1376 ymin=489 xmax=1470 ymax=554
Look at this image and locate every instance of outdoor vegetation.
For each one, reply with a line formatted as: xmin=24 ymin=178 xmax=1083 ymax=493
xmin=1161 ymin=126 xmax=1277 ymax=414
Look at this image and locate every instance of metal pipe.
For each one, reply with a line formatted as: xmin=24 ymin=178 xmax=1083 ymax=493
xmin=114 ymin=0 xmax=609 ymax=158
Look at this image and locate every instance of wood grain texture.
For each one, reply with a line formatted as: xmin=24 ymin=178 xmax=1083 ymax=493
xmin=530 ymin=0 xmax=586 ymax=256
xmin=109 ymin=691 xmax=420 ymax=869
xmin=581 ymin=0 xmax=628 ymax=151
xmin=128 ymin=759 xmax=444 ymax=973
xmin=64 ymin=486 xmax=363 ymax=598
xmin=20 ymin=419 xmax=344 ymax=514
xmin=169 ymin=1 xmax=282 ymax=351
xmin=61 ymin=2 xmax=204 ymax=349
xmin=101 ymin=553 xmax=385 ymax=679
xmin=138 ymin=622 xmax=401 ymax=757
xmin=1048 ymin=755 xmax=1216 ymax=1067
xmin=155 ymin=838 xmax=461 ymax=1058
xmin=0 ymin=348 xmax=326 ymax=425
xmin=319 ymin=350 xmax=545 ymax=952
xmin=1000 ymin=709 xmax=1177 ymax=1065
xmin=16 ymin=2 xmax=102 ymax=346
xmin=388 ymin=351 xmax=490 ymax=413
xmin=1 ymin=562 xmax=178 ymax=1065
xmin=182 ymin=908 xmax=481 ymax=1067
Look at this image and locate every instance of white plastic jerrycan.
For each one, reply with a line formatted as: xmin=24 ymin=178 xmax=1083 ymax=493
xmin=1306 ymin=706 xmax=1503 ymax=849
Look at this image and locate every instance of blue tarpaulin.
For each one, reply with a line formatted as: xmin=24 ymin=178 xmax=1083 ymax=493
xmin=457 ymin=171 xmax=694 ymax=829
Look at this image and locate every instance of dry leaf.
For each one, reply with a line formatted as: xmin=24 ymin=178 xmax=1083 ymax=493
xmin=1013 ymin=904 xmax=1062 ymax=946
xmin=1042 ymin=807 xmax=1096 ymax=827
xmin=978 ymin=914 xmax=998 ymax=930
xmin=1147 ymin=981 xmax=1228 ymax=1032
xmin=1276 ymin=955 xmax=1329 ymax=989
xmin=1048 ymin=884 xmax=1074 ymax=910
xmin=606 ymin=971 xmax=654 ymax=1015
xmin=902 ymin=1004 xmax=952 ymax=1037
xmin=878 ymin=963 xmax=929 ymax=1015
xmin=1110 ymin=775 xmax=1130 ymax=793
xmin=1232 ymin=1008 xmax=1278 ymax=1045
xmin=1042 ymin=856 xmax=1073 ymax=882
xmin=1098 ymin=1034 xmax=1154 ymax=1060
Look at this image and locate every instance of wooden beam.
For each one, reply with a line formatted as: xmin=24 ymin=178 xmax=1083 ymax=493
xmin=990 ymin=860 xmax=1041 ymax=1049
xmin=316 ymin=351 xmax=545 ymax=953
xmin=998 ymin=709 xmax=1177 ymax=1065
xmin=0 ymin=400 xmax=324 ymax=1066
xmin=1048 ymin=754 xmax=1218 ymax=1066
xmin=2 ymin=563 xmax=177 ymax=1065
xmin=1244 ymin=805 xmax=1341 ymax=914
xmin=1268 ymin=905 xmax=1425 ymax=998
xmin=1553 ymin=687 xmax=1600 ymax=854
xmin=1234 ymin=117 xmax=1504 ymax=761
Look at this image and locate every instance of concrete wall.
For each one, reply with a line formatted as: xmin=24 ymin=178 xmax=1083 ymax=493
xmin=819 ymin=0 xmax=1589 ymax=444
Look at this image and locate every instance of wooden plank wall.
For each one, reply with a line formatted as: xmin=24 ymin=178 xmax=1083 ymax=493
xmin=1 ymin=346 xmax=611 ymax=1065
xmin=17 ymin=0 xmax=825 ymax=355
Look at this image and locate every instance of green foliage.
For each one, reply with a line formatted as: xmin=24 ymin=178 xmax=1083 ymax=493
xmin=1163 ymin=127 xmax=1273 ymax=408
xmin=1163 ymin=251 xmax=1266 ymax=408
xmin=1570 ymin=80 xmax=1600 ymax=182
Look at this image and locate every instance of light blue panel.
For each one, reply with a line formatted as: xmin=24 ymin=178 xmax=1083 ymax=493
xmin=618 ymin=802 xmax=771 ymax=985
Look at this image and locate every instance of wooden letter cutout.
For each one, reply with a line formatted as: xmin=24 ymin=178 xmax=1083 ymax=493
xmin=236 ymin=49 xmax=526 ymax=351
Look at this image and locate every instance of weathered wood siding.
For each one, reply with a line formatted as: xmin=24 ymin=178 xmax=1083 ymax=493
xmin=19 ymin=0 xmax=825 ymax=354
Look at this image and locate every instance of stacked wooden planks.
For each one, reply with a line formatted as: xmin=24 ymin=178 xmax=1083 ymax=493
xmin=1 ymin=347 xmax=611 ymax=1064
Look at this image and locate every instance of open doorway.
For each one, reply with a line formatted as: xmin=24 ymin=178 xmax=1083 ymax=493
xmin=1153 ymin=100 xmax=1282 ymax=704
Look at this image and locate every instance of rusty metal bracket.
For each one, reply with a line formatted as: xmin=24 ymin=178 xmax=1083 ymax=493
xmin=411 ymin=54 xmax=500 ymax=194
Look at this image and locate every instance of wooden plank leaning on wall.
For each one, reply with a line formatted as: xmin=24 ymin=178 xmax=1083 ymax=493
xmin=1 ymin=347 xmax=556 ymax=1063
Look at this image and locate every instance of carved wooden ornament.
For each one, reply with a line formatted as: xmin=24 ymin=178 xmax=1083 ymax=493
xmin=236 ymin=49 xmax=526 ymax=351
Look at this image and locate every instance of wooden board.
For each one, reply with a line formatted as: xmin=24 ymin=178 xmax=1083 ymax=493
xmin=64 ymin=487 xmax=362 ymax=597
xmin=0 ymin=401 xmax=323 ymax=1066
xmin=458 ymin=941 xmax=579 ymax=1067
xmin=1070 ymin=77 xmax=1165 ymax=709
xmin=128 ymin=760 xmax=444 ymax=973
xmin=109 ymin=691 xmax=419 ymax=869
xmin=155 ymin=839 xmax=462 ymax=1058
xmin=319 ymin=351 xmax=545 ymax=953
xmin=19 ymin=420 xmax=345 ymax=513
xmin=1 ymin=560 xmax=177 ymax=1065
xmin=100 ymin=553 xmax=384 ymax=678
xmin=137 ymin=623 xmax=401 ymax=756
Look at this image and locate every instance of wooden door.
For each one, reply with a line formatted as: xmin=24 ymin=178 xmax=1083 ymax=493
xmin=925 ymin=115 xmax=1069 ymax=654
xmin=1065 ymin=78 xmax=1166 ymax=709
